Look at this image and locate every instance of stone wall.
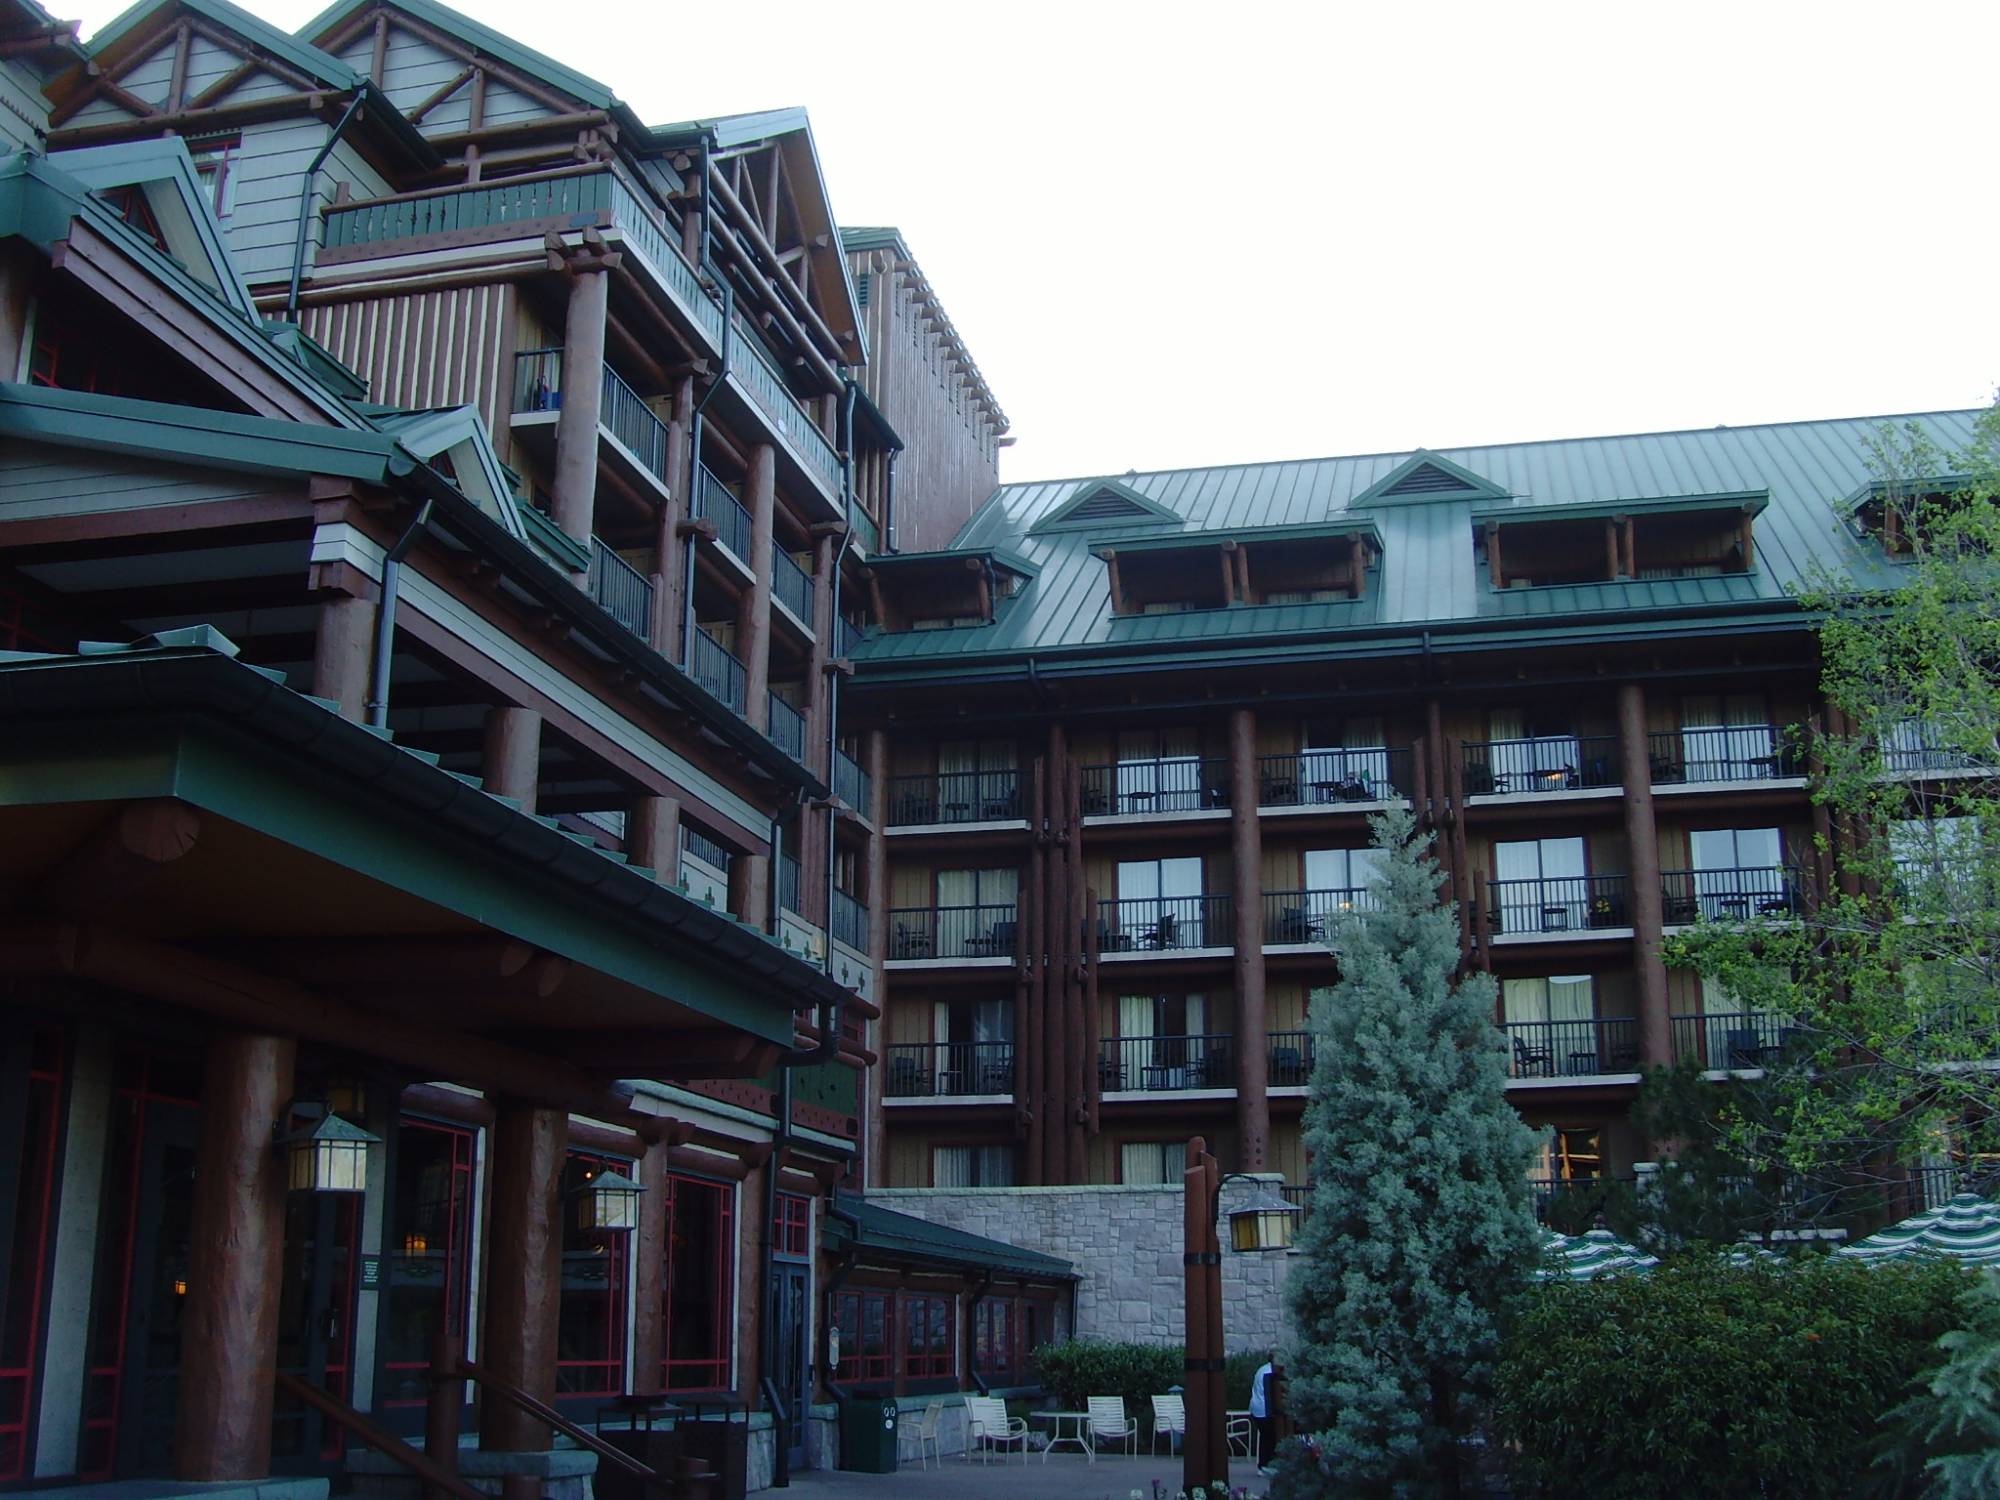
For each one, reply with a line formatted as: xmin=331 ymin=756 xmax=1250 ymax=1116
xmin=870 ymin=1177 xmax=1296 ymax=1354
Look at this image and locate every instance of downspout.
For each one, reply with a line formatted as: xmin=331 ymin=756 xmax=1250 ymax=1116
xmin=684 ymin=278 xmax=733 ymax=669
xmin=285 ymin=88 xmax=369 ymax=324
xmin=364 ymin=498 xmax=434 ymax=729
xmin=761 ymin=1063 xmax=793 ymax=1488
xmin=825 ymin=379 xmax=857 ymax=974
xmin=883 ymin=446 xmax=900 ymax=553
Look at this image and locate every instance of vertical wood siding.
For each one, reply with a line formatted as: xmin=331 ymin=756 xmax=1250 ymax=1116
xmin=304 ymin=283 xmax=516 ymax=437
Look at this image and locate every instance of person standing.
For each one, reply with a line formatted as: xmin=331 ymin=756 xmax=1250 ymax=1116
xmin=1250 ymin=1356 xmax=1275 ymax=1471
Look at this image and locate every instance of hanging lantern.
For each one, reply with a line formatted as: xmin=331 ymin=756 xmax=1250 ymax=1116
xmin=576 ymin=1169 xmax=644 ymax=1233
xmin=1226 ymin=1188 xmax=1301 ymax=1254
xmin=282 ymin=1111 xmax=379 ymax=1193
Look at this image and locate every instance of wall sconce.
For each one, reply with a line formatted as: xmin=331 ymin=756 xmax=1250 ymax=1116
xmin=280 ymin=1104 xmax=379 ymax=1193
xmin=575 ymin=1168 xmax=644 ymax=1233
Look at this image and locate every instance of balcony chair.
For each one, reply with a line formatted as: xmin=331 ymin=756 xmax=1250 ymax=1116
xmin=1271 ymin=906 xmax=1312 ymax=944
xmin=1226 ymin=1413 xmax=1255 ymax=1459
xmin=1086 ymin=1396 xmax=1139 ymax=1458
xmin=1098 ymin=918 xmax=1133 ymax=953
xmin=1147 ymin=913 xmax=1180 ymax=950
xmin=1724 ymin=1029 xmax=1764 ymax=1070
xmin=1260 ymin=774 xmax=1299 ymax=804
xmin=965 ymin=1395 xmax=1027 ymax=1463
xmin=888 ymin=1055 xmax=923 ymax=1097
xmin=1513 ymin=1035 xmax=1554 ymax=1078
xmin=985 ymin=919 xmax=1018 ymax=956
xmin=1192 ymin=1043 xmax=1232 ymax=1087
xmin=1150 ymin=1392 xmax=1186 ymax=1455
xmin=1098 ymin=1054 xmax=1127 ymax=1091
xmin=1269 ymin=1045 xmax=1305 ymax=1087
xmin=893 ymin=921 xmax=934 ymax=959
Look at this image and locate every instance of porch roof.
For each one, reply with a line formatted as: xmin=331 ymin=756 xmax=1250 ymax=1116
xmin=826 ymin=1194 xmax=1075 ymax=1282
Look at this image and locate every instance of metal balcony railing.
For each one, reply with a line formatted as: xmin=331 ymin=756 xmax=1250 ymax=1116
xmin=886 ymin=770 xmax=1021 ymax=826
xmin=1669 ymin=1011 xmax=1800 ymax=1070
xmin=1097 ymin=1034 xmax=1233 ymax=1092
xmin=1486 ymin=874 xmax=1630 ymax=935
xmin=1646 ymin=726 xmax=1800 ymax=784
xmin=729 ymin=314 xmax=842 ymax=496
xmin=1463 ymin=735 xmax=1619 ymax=795
xmin=834 ymin=614 xmax=865 ymax=659
xmin=1659 ymin=866 xmax=1802 ymax=925
xmin=776 ymin=852 xmax=800 ymax=916
xmin=1262 ymin=887 xmax=1382 ymax=943
xmin=1081 ymin=758 xmax=1230 ymax=815
xmin=884 ymin=1041 xmax=1014 ymax=1098
xmin=689 ymin=628 xmax=745 ymax=714
xmin=773 ymin=548 xmax=814 ymax=625
xmin=586 ymin=537 xmax=652 ymax=639
xmin=1528 ymin=1172 xmax=1638 ymax=1222
xmin=887 ymin=904 xmax=1019 ymax=960
xmin=850 ymin=504 xmax=881 ymax=555
xmin=830 ymin=887 xmax=868 ymax=952
xmin=1096 ymin=893 xmax=1230 ymax=952
xmin=833 ymin=751 xmax=871 ymax=815
xmin=598 ymin=364 xmax=669 ymax=485
xmin=1500 ymin=1018 xmax=1640 ymax=1078
xmin=1266 ymin=1030 xmax=1316 ymax=1086
xmin=1255 ymin=747 xmax=1415 ymax=806
xmin=694 ymin=462 xmax=753 ymax=562
xmin=767 ymin=693 xmax=806 ymax=761
xmin=1879 ymin=720 xmax=1998 ymax=776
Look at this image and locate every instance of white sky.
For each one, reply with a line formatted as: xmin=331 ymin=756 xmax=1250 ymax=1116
xmin=65 ymin=0 xmax=2000 ymax=484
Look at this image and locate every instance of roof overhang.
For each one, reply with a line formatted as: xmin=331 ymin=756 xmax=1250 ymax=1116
xmin=1474 ymin=489 xmax=1771 ymax=525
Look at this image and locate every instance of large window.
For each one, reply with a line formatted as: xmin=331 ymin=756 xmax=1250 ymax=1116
xmin=1114 ymin=856 xmax=1206 ymax=947
xmin=557 ymin=1152 xmax=631 ymax=1398
xmin=1501 ymin=976 xmax=1606 ymax=1075
xmin=936 ymin=739 xmax=1019 ymax=820
xmin=1492 ymin=836 xmax=1588 ymax=932
xmin=1304 ymin=848 xmax=1386 ymax=906
xmin=379 ymin=1118 xmax=477 ymax=1408
xmin=831 ymin=1290 xmax=892 ymax=1383
xmin=1891 ymin=816 xmax=1988 ymax=908
xmin=972 ymin=1297 xmax=1013 ymax=1382
xmin=1680 ymin=694 xmax=1777 ymax=780
xmin=1302 ymin=717 xmax=1390 ymax=793
xmin=1 ymin=1025 xmax=63 ymax=1482
xmin=933 ymin=869 xmax=1020 ymax=958
xmin=1114 ymin=728 xmax=1203 ymax=812
xmin=932 ymin=1145 xmax=1014 ymax=1187
xmin=1484 ymin=708 xmax=1579 ymax=790
xmin=661 ymin=1174 xmax=734 ymax=1391
xmin=1120 ymin=1141 xmax=1185 ymax=1186
xmin=902 ymin=1295 xmax=953 ymax=1380
xmin=1686 ymin=827 xmax=1787 ymax=919
xmin=1108 ymin=994 xmax=1219 ymax=1090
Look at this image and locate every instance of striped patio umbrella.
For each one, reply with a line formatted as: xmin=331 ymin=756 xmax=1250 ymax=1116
xmin=1539 ymin=1227 xmax=1659 ymax=1280
xmin=1837 ymin=1192 xmax=2000 ymax=1267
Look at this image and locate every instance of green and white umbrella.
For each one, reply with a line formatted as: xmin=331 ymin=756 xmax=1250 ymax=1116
xmin=1539 ymin=1227 xmax=1659 ymax=1280
xmin=1837 ymin=1192 xmax=2000 ymax=1267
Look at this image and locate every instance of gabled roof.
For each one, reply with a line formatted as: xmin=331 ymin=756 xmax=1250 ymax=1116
xmin=1354 ymin=449 xmax=1510 ymax=505
xmin=370 ymin=403 xmax=526 ymax=540
xmin=826 ymin=1194 xmax=1074 ymax=1281
xmin=90 ymin=0 xmax=357 ymax=90
xmin=300 ymin=0 xmax=616 ymax=110
xmin=1030 ymin=477 xmax=1180 ymax=532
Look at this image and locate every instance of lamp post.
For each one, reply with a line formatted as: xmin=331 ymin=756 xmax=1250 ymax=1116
xmin=1183 ymin=1135 xmax=1297 ymax=1496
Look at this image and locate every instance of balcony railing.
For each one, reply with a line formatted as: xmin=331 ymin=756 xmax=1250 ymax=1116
xmin=1081 ymin=758 xmax=1230 ymax=816
xmin=768 ymin=692 xmax=806 ymax=761
xmin=886 ymin=770 xmax=1022 ymax=826
xmin=884 ymin=1042 xmax=1014 ymax=1098
xmin=694 ymin=462 xmax=753 ymax=562
xmin=1647 ymin=726 xmax=1800 ymax=784
xmin=1256 ymin=747 xmax=1415 ymax=806
xmin=598 ymin=364 xmax=669 ymax=485
xmin=1501 ymin=1017 xmax=1640 ymax=1078
xmin=850 ymin=504 xmax=881 ymax=555
xmin=1487 ymin=874 xmax=1630 ymax=935
xmin=830 ymin=887 xmax=868 ymax=952
xmin=1528 ymin=1172 xmax=1638 ymax=1222
xmin=1262 ymin=887 xmax=1381 ymax=944
xmin=835 ymin=614 xmax=865 ymax=659
xmin=1464 ymin=736 xmax=1619 ymax=795
xmin=587 ymin=537 xmax=652 ymax=638
xmin=690 ymin=628 xmax=745 ymax=714
xmin=773 ymin=548 xmax=814 ymax=625
xmin=1880 ymin=721 xmax=1997 ymax=776
xmin=1660 ymin=866 xmax=1802 ymax=925
xmin=1266 ymin=1030 xmax=1316 ymax=1086
xmin=776 ymin=852 xmax=801 ymax=916
xmin=1669 ymin=1010 xmax=1798 ymax=1070
xmin=833 ymin=750 xmax=872 ymax=815
xmin=729 ymin=314 xmax=842 ymax=496
xmin=888 ymin=904 xmax=1019 ymax=960
xmin=1098 ymin=1034 xmax=1232 ymax=1093
xmin=1097 ymin=893 xmax=1230 ymax=952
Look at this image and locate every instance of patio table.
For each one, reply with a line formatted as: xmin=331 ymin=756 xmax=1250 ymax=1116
xmin=1030 ymin=1410 xmax=1094 ymax=1463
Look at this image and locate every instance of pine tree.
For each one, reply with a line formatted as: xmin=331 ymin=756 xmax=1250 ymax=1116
xmin=1274 ymin=804 xmax=1542 ymax=1499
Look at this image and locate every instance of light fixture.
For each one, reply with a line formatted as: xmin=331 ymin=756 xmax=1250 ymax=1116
xmin=403 ymin=1232 xmax=430 ymax=1254
xmin=575 ymin=1168 xmax=644 ymax=1233
xmin=280 ymin=1106 xmax=379 ymax=1193
xmin=1224 ymin=1185 xmax=1301 ymax=1254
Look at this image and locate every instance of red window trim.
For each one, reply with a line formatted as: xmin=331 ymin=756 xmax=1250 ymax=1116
xmin=661 ymin=1172 xmax=734 ymax=1392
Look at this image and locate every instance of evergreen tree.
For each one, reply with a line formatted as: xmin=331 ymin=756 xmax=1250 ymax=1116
xmin=1274 ymin=804 xmax=1542 ymax=1499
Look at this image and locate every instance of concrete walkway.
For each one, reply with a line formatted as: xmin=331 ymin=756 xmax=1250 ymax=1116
xmin=781 ymin=1452 xmax=1268 ymax=1499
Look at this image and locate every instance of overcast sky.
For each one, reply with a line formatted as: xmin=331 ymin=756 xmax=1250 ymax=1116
xmin=68 ymin=0 xmax=2000 ymax=483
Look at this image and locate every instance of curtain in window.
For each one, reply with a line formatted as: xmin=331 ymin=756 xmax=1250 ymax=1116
xmin=1161 ymin=856 xmax=1203 ymax=946
xmin=933 ymin=1147 xmax=972 ymax=1187
xmin=1681 ymin=694 xmax=1774 ymax=780
xmin=1120 ymin=1142 xmax=1177 ymax=1186
xmin=1494 ymin=838 xmax=1586 ymax=932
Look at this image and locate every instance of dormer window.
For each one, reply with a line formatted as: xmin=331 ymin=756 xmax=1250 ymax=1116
xmin=1853 ymin=480 xmax=1978 ymax=557
xmin=1478 ymin=495 xmax=1763 ymax=588
xmin=1098 ymin=525 xmax=1375 ymax=616
xmin=866 ymin=550 xmax=1033 ymax=632
xmin=99 ymin=183 xmax=169 ymax=254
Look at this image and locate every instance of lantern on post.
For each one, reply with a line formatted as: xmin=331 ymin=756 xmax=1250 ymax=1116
xmin=575 ymin=1168 xmax=644 ymax=1233
xmin=281 ymin=1108 xmax=379 ymax=1193
xmin=1227 ymin=1185 xmax=1301 ymax=1254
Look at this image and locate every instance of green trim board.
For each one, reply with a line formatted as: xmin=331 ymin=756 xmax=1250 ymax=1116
xmin=825 ymin=1194 xmax=1074 ymax=1280
xmin=1472 ymin=489 xmax=1770 ymax=525
xmin=865 ymin=545 xmax=1037 ymax=580
xmin=1090 ymin=518 xmax=1382 ymax=557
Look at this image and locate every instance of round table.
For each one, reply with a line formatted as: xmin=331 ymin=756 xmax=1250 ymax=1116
xmin=1030 ymin=1410 xmax=1094 ymax=1463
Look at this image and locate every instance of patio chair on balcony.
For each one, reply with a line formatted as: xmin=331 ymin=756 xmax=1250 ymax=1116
xmin=985 ymin=919 xmax=1018 ymax=957
xmin=1191 ymin=1044 xmax=1232 ymax=1088
xmin=893 ymin=921 xmax=934 ymax=959
xmin=1269 ymin=1046 xmax=1305 ymax=1086
xmin=888 ymin=1055 xmax=923 ymax=1097
xmin=1098 ymin=918 xmax=1132 ymax=953
xmin=1146 ymin=912 xmax=1180 ymax=950
xmin=1259 ymin=773 xmax=1299 ymax=804
xmin=1724 ymin=1029 xmax=1764 ymax=1070
xmin=1513 ymin=1035 xmax=1554 ymax=1078
xmin=1270 ymin=906 xmax=1313 ymax=944
xmin=1098 ymin=1053 xmax=1127 ymax=1091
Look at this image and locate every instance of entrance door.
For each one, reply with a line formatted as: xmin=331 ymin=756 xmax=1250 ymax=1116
xmin=771 ymin=1264 xmax=810 ymax=1469
xmin=375 ymin=1117 xmax=477 ymax=1434
xmin=271 ymin=1192 xmax=362 ymax=1468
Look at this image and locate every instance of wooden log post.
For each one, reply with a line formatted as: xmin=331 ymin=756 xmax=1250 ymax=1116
xmin=478 ymin=1100 xmax=566 ymax=1456
xmin=312 ymin=592 xmax=375 ymax=722
xmin=1043 ymin=726 xmax=1070 ymax=1186
xmin=1229 ymin=707 xmax=1269 ymax=1171
xmin=425 ymin=1329 xmax=465 ymax=1500
xmin=627 ymin=793 xmax=681 ymax=882
xmin=1182 ymin=1138 xmax=1226 ymax=1497
xmin=550 ymin=258 xmax=613 ymax=559
xmin=174 ymin=1031 xmax=296 ymax=1481
xmin=740 ymin=444 xmax=776 ymax=733
xmin=1064 ymin=755 xmax=1088 ymax=1184
xmin=629 ymin=1137 xmax=671 ymax=1391
xmin=1616 ymin=683 xmax=1673 ymax=1069
xmin=483 ymin=706 xmax=541 ymax=813
xmin=1025 ymin=753 xmax=1048 ymax=1185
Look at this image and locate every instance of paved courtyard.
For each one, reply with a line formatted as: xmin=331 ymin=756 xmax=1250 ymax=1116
xmin=782 ymin=1452 xmax=1269 ymax=1499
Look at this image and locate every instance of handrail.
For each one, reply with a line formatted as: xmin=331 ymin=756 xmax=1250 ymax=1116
xmin=273 ymin=1371 xmax=487 ymax=1500
xmin=456 ymin=1355 xmax=659 ymax=1482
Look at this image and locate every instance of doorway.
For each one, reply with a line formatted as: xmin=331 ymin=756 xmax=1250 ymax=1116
xmin=271 ymin=1191 xmax=362 ymax=1468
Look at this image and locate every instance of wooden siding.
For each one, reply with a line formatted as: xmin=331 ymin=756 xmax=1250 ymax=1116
xmin=0 ymin=61 xmax=48 ymax=150
xmin=0 ymin=442 xmax=276 ymax=522
xmin=304 ymin=282 xmax=516 ymax=437
xmin=333 ymin=25 xmax=564 ymax=133
xmin=204 ymin=117 xmax=392 ymax=287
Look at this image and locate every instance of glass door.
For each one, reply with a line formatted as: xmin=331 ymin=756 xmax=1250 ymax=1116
xmin=272 ymin=1192 xmax=362 ymax=1468
xmin=375 ymin=1117 xmax=476 ymax=1432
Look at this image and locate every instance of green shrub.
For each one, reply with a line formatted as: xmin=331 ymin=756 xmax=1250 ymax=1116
xmin=1028 ymin=1339 xmax=1183 ymax=1412
xmin=1494 ymin=1254 xmax=1970 ymax=1499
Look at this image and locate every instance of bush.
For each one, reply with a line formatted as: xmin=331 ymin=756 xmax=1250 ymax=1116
xmin=1494 ymin=1254 xmax=1970 ymax=1499
xmin=1028 ymin=1339 xmax=1184 ymax=1413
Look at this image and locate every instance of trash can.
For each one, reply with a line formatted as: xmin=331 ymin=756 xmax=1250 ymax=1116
xmin=678 ymin=1414 xmax=749 ymax=1500
xmin=838 ymin=1397 xmax=898 ymax=1473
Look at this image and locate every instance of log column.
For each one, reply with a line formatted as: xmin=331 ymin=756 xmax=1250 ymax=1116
xmin=174 ymin=1032 xmax=296 ymax=1480
xmin=730 ymin=845 xmax=771 ymax=930
xmin=1228 ymin=707 xmax=1270 ymax=1171
xmin=628 ymin=793 xmax=681 ymax=881
xmin=630 ymin=1136 xmax=671 ymax=1391
xmin=651 ymin=377 xmax=696 ymax=655
xmin=1616 ymin=683 xmax=1673 ymax=1067
xmin=483 ymin=706 xmax=542 ymax=813
xmin=550 ymin=255 xmax=615 ymax=557
xmin=311 ymin=592 xmax=375 ymax=723
xmin=863 ymin=729 xmax=891 ymax=1188
xmin=479 ymin=1100 xmax=566 ymax=1454
xmin=739 ymin=445 xmax=776 ymax=732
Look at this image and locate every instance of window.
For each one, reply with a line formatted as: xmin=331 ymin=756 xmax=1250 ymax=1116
xmin=98 ymin=183 xmax=168 ymax=253
xmin=902 ymin=1294 xmax=953 ymax=1379
xmin=932 ymin=1145 xmax=1014 ymax=1187
xmin=937 ymin=739 xmax=1017 ymax=820
xmin=557 ymin=1152 xmax=631 ymax=1397
xmin=1881 ymin=717 xmax=1995 ymax=774
xmin=1113 ymin=856 xmax=1206 ymax=948
xmin=1481 ymin=708 xmax=1581 ymax=792
xmin=661 ymin=1174 xmax=734 ymax=1390
xmin=187 ymin=136 xmax=239 ymax=217
xmin=1113 ymin=728 xmax=1205 ymax=812
xmin=972 ymin=1297 xmax=1014 ymax=1380
xmin=1502 ymin=976 xmax=1598 ymax=1073
xmin=831 ymin=1290 xmax=892 ymax=1382
xmin=28 ymin=304 xmax=124 ymax=396
xmin=1685 ymin=828 xmax=1787 ymax=920
xmin=934 ymin=869 xmax=1020 ymax=958
xmin=773 ymin=1192 xmax=812 ymax=1258
xmin=1891 ymin=816 xmax=1987 ymax=906
xmin=1303 ymin=848 xmax=1386 ymax=909
xmin=1120 ymin=1141 xmax=1184 ymax=1185
xmin=930 ymin=997 xmax=1014 ymax=1092
xmin=1109 ymin=994 xmax=1217 ymax=1090
xmin=1 ymin=1025 xmax=64 ymax=1482
xmin=379 ymin=1118 xmax=476 ymax=1407
xmin=1679 ymin=695 xmax=1777 ymax=781
xmin=1301 ymin=717 xmax=1391 ymax=795
xmin=1693 ymin=975 xmax=1789 ymax=1069
xmin=1537 ymin=1126 xmax=1603 ymax=1184
xmin=1491 ymin=837 xmax=1588 ymax=933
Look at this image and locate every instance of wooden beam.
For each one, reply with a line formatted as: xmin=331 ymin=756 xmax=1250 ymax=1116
xmin=1104 ymin=550 xmax=1127 ymax=616
xmin=1218 ymin=541 xmax=1236 ymax=606
xmin=1605 ymin=517 xmax=1622 ymax=580
xmin=409 ymin=65 xmax=475 ymax=125
xmin=1486 ymin=522 xmax=1503 ymax=589
xmin=705 ymin=166 xmax=846 ymax=367
xmin=1739 ymin=507 xmax=1756 ymax=571
xmin=36 ymin=798 xmax=201 ymax=919
xmin=166 ymin=20 xmax=191 ymax=114
xmin=369 ymin=12 xmax=388 ymax=82
xmin=186 ymin=56 xmax=260 ymax=111
xmin=1349 ymin=533 xmax=1366 ymax=600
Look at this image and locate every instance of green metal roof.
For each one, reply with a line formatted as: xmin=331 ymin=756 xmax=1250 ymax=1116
xmin=851 ymin=409 xmax=1988 ymax=678
xmin=826 ymin=1194 xmax=1075 ymax=1281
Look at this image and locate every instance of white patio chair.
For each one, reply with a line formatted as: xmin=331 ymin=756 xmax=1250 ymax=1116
xmin=902 ymin=1399 xmax=945 ymax=1469
xmin=965 ymin=1394 xmax=1028 ymax=1463
xmin=1150 ymin=1392 xmax=1185 ymax=1455
xmin=1226 ymin=1412 xmax=1255 ymax=1458
xmin=1086 ymin=1395 xmax=1139 ymax=1458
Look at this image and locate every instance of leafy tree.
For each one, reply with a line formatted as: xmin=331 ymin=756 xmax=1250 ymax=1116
xmin=1873 ymin=1271 xmax=2000 ymax=1499
xmin=1272 ymin=805 xmax=1541 ymax=1499
xmin=1674 ymin=400 xmax=2000 ymax=1220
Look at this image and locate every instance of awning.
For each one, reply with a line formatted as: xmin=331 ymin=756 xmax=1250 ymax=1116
xmin=824 ymin=1194 xmax=1075 ymax=1282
